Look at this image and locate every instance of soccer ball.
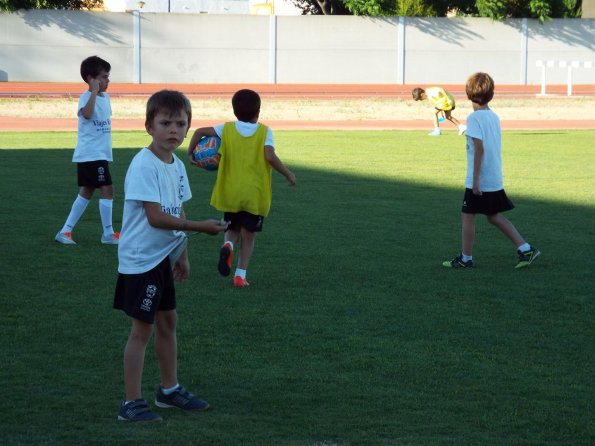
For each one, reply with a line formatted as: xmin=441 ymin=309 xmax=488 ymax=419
xmin=193 ymin=135 xmax=221 ymax=171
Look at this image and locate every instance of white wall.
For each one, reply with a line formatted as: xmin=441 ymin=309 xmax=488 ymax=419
xmin=0 ymin=11 xmax=593 ymax=85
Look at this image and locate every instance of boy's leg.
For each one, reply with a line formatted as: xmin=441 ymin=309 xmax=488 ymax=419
xmin=56 ymin=187 xmax=94 ymax=243
xmin=429 ymin=110 xmax=441 ymax=136
xmin=237 ymin=227 xmax=255 ymax=271
xmin=123 ymin=318 xmax=153 ymax=401
xmin=154 ymin=310 xmax=178 ymax=389
xmin=462 ymin=212 xmax=476 ymax=257
xmin=99 ymin=184 xmax=119 ymax=243
xmin=445 ymin=111 xmax=466 ymax=135
xmin=233 ymin=228 xmax=255 ymax=286
xmin=218 ymin=228 xmax=239 ymax=276
xmin=486 ymin=213 xmax=525 ymax=247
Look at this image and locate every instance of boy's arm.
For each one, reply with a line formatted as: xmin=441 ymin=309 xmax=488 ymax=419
xmin=472 ymin=137 xmax=484 ymax=195
xmin=143 ymin=202 xmax=228 ymax=234
xmin=80 ymin=79 xmax=100 ymax=120
xmin=265 ymin=146 xmax=296 ymax=186
xmin=187 ymin=127 xmax=217 ymax=165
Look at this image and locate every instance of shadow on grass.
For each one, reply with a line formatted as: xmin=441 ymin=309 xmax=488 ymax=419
xmin=1 ymin=148 xmax=593 ymax=445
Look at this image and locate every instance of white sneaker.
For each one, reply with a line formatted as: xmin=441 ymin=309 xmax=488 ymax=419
xmin=55 ymin=231 xmax=76 ymax=245
xmin=101 ymin=232 xmax=120 ymax=245
xmin=458 ymin=125 xmax=467 ymax=136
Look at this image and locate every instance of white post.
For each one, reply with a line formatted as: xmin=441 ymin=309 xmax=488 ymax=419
xmin=520 ymin=18 xmax=528 ymax=85
xmin=132 ymin=10 xmax=141 ymax=84
xmin=397 ymin=16 xmax=406 ymax=85
xmin=268 ymin=14 xmax=277 ymax=84
xmin=536 ymin=60 xmax=546 ymax=95
xmin=567 ymin=65 xmax=573 ymax=96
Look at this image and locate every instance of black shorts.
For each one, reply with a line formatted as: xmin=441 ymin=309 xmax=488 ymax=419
xmin=461 ymin=188 xmax=515 ymax=215
xmin=77 ymin=160 xmax=112 ymax=188
xmin=435 ymin=106 xmax=455 ymax=112
xmin=224 ymin=211 xmax=264 ymax=233
xmin=113 ymin=257 xmax=176 ymax=324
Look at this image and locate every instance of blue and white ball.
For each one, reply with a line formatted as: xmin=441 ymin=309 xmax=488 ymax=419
xmin=193 ymin=136 xmax=221 ymax=171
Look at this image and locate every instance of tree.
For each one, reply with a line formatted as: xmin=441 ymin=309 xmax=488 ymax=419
xmin=288 ymin=0 xmax=582 ymax=19
xmin=0 ymin=0 xmax=102 ymax=11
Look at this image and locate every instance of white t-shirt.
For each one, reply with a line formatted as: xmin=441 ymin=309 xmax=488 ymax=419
xmin=214 ymin=121 xmax=275 ymax=147
xmin=465 ymin=108 xmax=504 ymax=192
xmin=118 ymin=148 xmax=192 ymax=274
xmin=72 ymin=90 xmax=113 ymax=162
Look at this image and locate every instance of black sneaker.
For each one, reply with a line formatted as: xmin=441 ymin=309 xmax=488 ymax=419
xmin=515 ymin=246 xmax=541 ymax=269
xmin=442 ymin=254 xmax=474 ymax=268
xmin=117 ymin=399 xmax=162 ymax=422
xmin=155 ymin=385 xmax=210 ymax=411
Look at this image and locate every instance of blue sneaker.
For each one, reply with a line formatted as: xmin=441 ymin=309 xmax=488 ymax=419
xmin=155 ymin=385 xmax=210 ymax=411
xmin=428 ymin=129 xmax=441 ymax=136
xmin=117 ymin=399 xmax=162 ymax=422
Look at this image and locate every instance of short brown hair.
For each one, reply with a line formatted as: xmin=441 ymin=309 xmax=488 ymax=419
xmin=411 ymin=88 xmax=425 ymax=101
xmin=466 ymin=72 xmax=494 ymax=105
xmin=232 ymin=89 xmax=261 ymax=122
xmin=145 ymin=90 xmax=192 ymax=129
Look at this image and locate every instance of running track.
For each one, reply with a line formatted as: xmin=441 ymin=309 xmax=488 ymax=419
xmin=1 ymin=82 xmax=594 ymax=131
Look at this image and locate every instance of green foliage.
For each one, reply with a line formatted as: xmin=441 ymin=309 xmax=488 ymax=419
xmin=288 ymin=0 xmax=582 ymax=18
xmin=0 ymin=0 xmax=101 ymax=11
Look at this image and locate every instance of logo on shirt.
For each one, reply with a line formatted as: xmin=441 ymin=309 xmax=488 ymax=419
xmin=140 ymin=284 xmax=157 ymax=312
xmin=178 ymin=175 xmax=185 ymax=200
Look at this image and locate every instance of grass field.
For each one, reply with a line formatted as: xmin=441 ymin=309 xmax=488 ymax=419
xmin=0 ymin=130 xmax=593 ymax=445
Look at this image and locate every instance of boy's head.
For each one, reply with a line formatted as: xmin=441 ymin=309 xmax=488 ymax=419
xmin=145 ymin=90 xmax=192 ymax=130
xmin=232 ymin=89 xmax=261 ymax=122
xmin=412 ymin=88 xmax=426 ymax=101
xmin=466 ymin=72 xmax=494 ymax=105
xmin=80 ymin=56 xmax=111 ymax=83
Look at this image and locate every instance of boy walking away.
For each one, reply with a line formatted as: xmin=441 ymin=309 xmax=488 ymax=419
xmin=442 ymin=72 xmax=540 ymax=269
xmin=188 ymin=89 xmax=296 ymax=287
xmin=55 ymin=55 xmax=119 ymax=245
xmin=114 ymin=90 xmax=228 ymax=422
xmin=412 ymin=86 xmax=467 ymax=136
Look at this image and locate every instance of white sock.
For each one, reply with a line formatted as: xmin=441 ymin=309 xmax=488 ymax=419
xmin=61 ymin=194 xmax=89 ymax=233
xmin=161 ymin=383 xmax=180 ymax=395
xmin=235 ymin=268 xmax=246 ymax=279
xmin=517 ymin=243 xmax=531 ymax=252
xmin=461 ymin=254 xmax=473 ymax=262
xmin=99 ymin=198 xmax=114 ymax=235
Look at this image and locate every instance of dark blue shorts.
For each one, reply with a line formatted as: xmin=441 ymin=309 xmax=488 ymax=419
xmin=77 ymin=160 xmax=112 ymax=188
xmin=113 ymin=257 xmax=176 ymax=324
xmin=461 ymin=188 xmax=514 ymax=215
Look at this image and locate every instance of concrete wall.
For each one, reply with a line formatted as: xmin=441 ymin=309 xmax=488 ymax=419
xmin=0 ymin=10 xmax=593 ymax=85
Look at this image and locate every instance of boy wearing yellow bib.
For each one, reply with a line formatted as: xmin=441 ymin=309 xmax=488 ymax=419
xmin=188 ymin=89 xmax=296 ymax=287
xmin=412 ymin=86 xmax=467 ymax=136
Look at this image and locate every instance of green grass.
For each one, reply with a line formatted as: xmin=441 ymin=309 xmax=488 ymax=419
xmin=0 ymin=130 xmax=593 ymax=446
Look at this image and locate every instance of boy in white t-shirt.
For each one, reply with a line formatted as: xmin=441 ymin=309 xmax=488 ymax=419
xmin=442 ymin=72 xmax=540 ymax=269
xmin=114 ymin=90 xmax=228 ymax=422
xmin=55 ymin=55 xmax=119 ymax=245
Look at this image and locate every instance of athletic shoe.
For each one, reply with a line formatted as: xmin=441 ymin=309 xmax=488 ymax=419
xmin=55 ymin=231 xmax=76 ymax=245
xmin=458 ymin=125 xmax=467 ymax=136
xmin=155 ymin=385 xmax=210 ymax=411
xmin=428 ymin=129 xmax=441 ymax=136
xmin=515 ymin=246 xmax=541 ymax=269
xmin=233 ymin=276 xmax=250 ymax=287
xmin=218 ymin=242 xmax=233 ymax=276
xmin=117 ymin=399 xmax=162 ymax=422
xmin=442 ymin=254 xmax=474 ymax=268
xmin=101 ymin=232 xmax=120 ymax=245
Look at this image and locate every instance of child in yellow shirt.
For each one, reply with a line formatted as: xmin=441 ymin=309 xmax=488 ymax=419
xmin=412 ymin=86 xmax=467 ymax=136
